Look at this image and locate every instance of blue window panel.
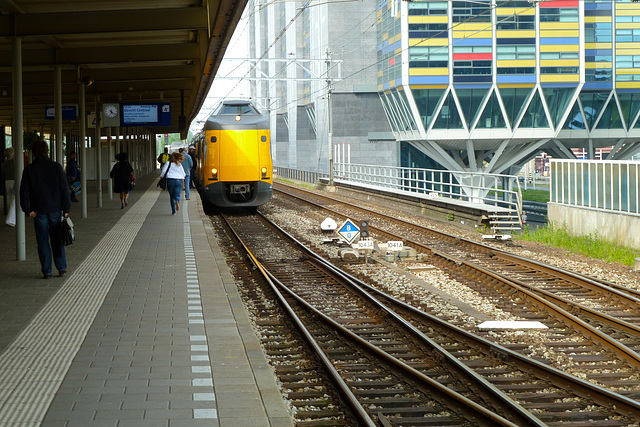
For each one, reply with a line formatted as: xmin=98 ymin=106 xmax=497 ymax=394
xmin=496 ymin=38 xmax=536 ymax=45
xmin=584 ymin=10 xmax=613 ymax=16
xmin=583 ymin=82 xmax=612 ymax=90
xmin=540 ymin=38 xmax=580 ymax=45
xmin=383 ymin=82 xmax=390 ymax=90
xmin=453 ymin=84 xmax=491 ymax=89
xmin=451 ymin=38 xmax=493 ymax=46
xmin=409 ymin=76 xmax=449 ymax=84
xmin=409 ymin=31 xmax=449 ymax=39
xmin=585 ymin=49 xmax=612 ymax=56
xmin=497 ymin=75 xmax=536 ymax=83
xmin=453 ymin=75 xmax=493 ymax=83
xmin=584 ymin=3 xmax=612 ymax=10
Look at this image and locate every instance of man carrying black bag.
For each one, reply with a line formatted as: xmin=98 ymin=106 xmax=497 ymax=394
xmin=20 ymin=140 xmax=71 ymax=279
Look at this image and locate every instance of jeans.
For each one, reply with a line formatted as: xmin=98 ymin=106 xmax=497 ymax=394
xmin=184 ymin=173 xmax=190 ymax=199
xmin=167 ymin=178 xmax=182 ymax=214
xmin=34 ymin=211 xmax=67 ymax=275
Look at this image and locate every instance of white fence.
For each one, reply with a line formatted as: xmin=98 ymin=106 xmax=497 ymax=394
xmin=333 ymin=162 xmax=522 ymax=213
xmin=550 ymin=159 xmax=640 ymax=214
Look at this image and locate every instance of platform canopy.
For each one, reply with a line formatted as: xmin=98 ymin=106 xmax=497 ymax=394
xmin=0 ymin=0 xmax=248 ymax=136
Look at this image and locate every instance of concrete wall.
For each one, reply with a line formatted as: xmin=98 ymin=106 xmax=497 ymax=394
xmin=548 ymin=203 xmax=640 ymax=250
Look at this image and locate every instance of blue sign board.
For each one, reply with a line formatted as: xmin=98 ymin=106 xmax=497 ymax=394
xmin=121 ymin=102 xmax=171 ymax=127
xmin=45 ymin=105 xmax=78 ymax=120
xmin=337 ymin=219 xmax=360 ymax=244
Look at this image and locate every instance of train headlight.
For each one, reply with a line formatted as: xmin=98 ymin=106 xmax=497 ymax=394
xmin=211 ymin=168 xmax=218 ymax=179
xmin=261 ymin=167 xmax=267 ymax=178
xmin=235 ymin=115 xmax=241 ymax=122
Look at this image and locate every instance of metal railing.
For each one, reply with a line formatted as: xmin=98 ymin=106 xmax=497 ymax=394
xmin=274 ymin=163 xmax=524 ymax=232
xmin=334 ymin=162 xmax=522 ymax=208
xmin=274 ymin=166 xmax=328 ymax=185
xmin=550 ymin=159 xmax=640 ymax=214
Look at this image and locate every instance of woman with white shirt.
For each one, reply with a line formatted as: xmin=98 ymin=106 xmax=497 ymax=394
xmin=160 ymin=152 xmax=186 ymax=215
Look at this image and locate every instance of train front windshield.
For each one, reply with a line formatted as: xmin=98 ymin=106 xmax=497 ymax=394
xmin=218 ymin=104 xmax=258 ymax=116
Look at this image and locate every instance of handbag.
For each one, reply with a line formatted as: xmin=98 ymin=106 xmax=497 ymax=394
xmin=59 ymin=216 xmax=74 ymax=246
xmin=130 ymin=172 xmax=136 ymax=189
xmin=157 ymin=163 xmax=171 ymax=189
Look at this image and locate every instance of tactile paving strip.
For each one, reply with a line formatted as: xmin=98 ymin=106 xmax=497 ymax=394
xmin=0 ymin=189 xmax=160 ymax=424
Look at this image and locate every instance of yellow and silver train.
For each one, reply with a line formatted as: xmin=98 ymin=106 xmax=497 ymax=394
xmin=193 ymin=100 xmax=273 ymax=208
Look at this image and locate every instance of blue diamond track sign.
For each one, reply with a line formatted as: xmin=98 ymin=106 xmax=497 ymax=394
xmin=337 ymin=219 xmax=360 ymax=244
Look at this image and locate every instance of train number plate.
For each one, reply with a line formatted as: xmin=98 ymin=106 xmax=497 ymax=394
xmin=230 ymin=184 xmax=249 ymax=194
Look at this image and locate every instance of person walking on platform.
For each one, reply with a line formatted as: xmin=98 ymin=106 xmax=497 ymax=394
xmin=188 ymin=145 xmax=197 ymax=189
xmin=178 ymin=147 xmax=193 ymax=200
xmin=20 ymin=139 xmax=71 ymax=279
xmin=110 ymin=152 xmax=134 ymax=209
xmin=160 ymin=152 xmax=185 ymax=215
xmin=157 ymin=147 xmax=169 ymax=169
xmin=65 ymin=151 xmax=80 ymax=203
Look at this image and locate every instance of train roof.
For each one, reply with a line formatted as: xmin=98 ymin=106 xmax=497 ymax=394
xmin=204 ymin=99 xmax=268 ymax=130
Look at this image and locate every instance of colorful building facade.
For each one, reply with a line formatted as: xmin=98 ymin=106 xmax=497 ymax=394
xmin=377 ymin=0 xmax=640 ymax=176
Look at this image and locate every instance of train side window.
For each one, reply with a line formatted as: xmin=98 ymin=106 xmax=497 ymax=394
xmin=210 ymin=136 xmax=217 ymax=143
xmin=261 ymin=136 xmax=267 ymax=142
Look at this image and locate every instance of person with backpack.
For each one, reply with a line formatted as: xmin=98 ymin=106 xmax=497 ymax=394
xmin=157 ymin=147 xmax=169 ymax=168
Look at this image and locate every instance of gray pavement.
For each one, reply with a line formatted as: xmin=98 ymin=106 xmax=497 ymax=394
xmin=0 ymin=173 xmax=293 ymax=427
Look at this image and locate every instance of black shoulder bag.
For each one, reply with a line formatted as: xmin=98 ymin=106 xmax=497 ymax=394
xmin=157 ymin=163 xmax=171 ymax=189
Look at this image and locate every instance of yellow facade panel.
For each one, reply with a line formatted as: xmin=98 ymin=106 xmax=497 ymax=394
xmin=496 ymin=30 xmax=536 ymax=38
xmin=383 ymin=32 xmax=388 ymax=41
xmin=395 ymin=48 xmax=402 ymax=55
xmin=498 ymin=84 xmax=535 ymax=88
xmin=540 ymin=30 xmax=580 ymax=38
xmin=496 ymin=8 xmax=535 ymax=15
xmin=617 ymin=82 xmax=640 ymax=89
xmin=453 ymin=23 xmax=492 ymax=31
xmin=409 ymin=68 xmax=449 ymax=76
xmin=617 ymin=42 xmax=640 ymax=50
xmin=617 ymin=10 xmax=640 ymax=16
xmin=586 ymin=62 xmax=612 ymax=69
xmin=584 ymin=17 xmax=612 ymax=23
xmin=497 ymin=60 xmax=536 ymax=67
xmin=452 ymin=31 xmax=492 ymax=39
xmin=411 ymin=85 xmax=448 ymax=89
xmin=616 ymin=69 xmax=640 ymax=75
xmin=378 ymin=70 xmax=383 ymax=77
xmin=539 ymin=23 xmax=579 ymax=30
xmin=540 ymin=45 xmax=579 ymax=52
xmin=585 ymin=43 xmax=612 ymax=49
xmin=408 ymin=16 xmax=449 ymax=24
xmin=540 ymin=75 xmax=580 ymax=83
xmin=409 ymin=39 xmax=448 ymax=47
xmin=616 ymin=23 xmax=640 ymax=30
xmin=540 ymin=60 xmax=579 ymax=67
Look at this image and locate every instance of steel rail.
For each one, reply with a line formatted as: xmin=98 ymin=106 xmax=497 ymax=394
xmin=274 ymin=182 xmax=640 ymax=304
xmin=274 ymin=184 xmax=640 ymax=346
xmin=223 ymin=212 xmax=525 ymax=426
xmin=219 ymin=213 xmax=376 ymax=426
xmin=261 ymin=209 xmax=640 ymax=421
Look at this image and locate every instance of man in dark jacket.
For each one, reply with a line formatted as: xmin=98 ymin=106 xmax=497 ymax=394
xmin=20 ymin=139 xmax=71 ymax=279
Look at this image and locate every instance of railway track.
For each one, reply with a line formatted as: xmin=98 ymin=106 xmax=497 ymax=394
xmin=216 ymin=209 xmax=640 ymax=426
xmin=268 ymin=182 xmax=640 ymax=399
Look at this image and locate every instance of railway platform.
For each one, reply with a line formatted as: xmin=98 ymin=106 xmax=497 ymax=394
xmin=0 ymin=173 xmax=293 ymax=427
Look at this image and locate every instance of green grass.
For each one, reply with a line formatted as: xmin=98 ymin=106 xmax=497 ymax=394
xmin=521 ymin=189 xmax=550 ymax=203
xmin=516 ymin=223 xmax=639 ymax=266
